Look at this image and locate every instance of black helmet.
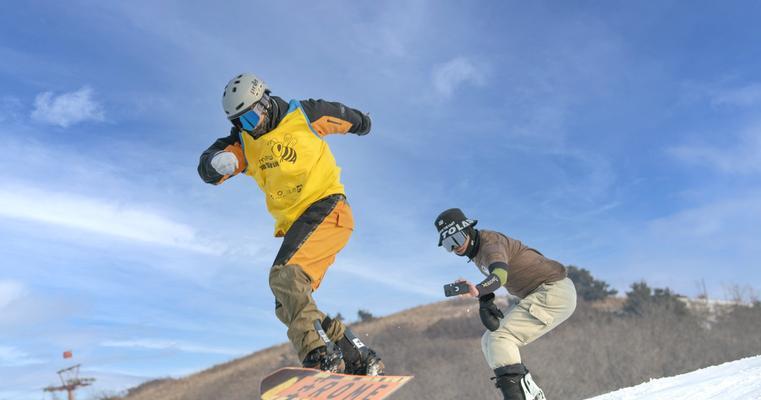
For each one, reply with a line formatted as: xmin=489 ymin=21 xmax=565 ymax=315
xmin=435 ymin=208 xmax=477 ymax=247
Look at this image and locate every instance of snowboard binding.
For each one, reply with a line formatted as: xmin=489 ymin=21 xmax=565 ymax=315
xmin=341 ymin=328 xmax=384 ymax=376
xmin=314 ymin=318 xmax=385 ymax=376
xmin=303 ymin=320 xmax=344 ymax=372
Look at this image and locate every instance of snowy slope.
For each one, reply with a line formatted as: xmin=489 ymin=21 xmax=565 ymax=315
xmin=586 ymin=355 xmax=761 ymax=400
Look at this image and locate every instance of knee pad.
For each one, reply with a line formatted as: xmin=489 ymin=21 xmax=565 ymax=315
xmin=270 ymin=264 xmax=309 ymax=291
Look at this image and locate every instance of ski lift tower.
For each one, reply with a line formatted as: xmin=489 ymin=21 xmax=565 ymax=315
xmin=43 ymin=364 xmax=95 ymax=400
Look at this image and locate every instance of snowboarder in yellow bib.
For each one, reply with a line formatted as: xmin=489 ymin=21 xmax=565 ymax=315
xmin=198 ymin=73 xmax=382 ymax=375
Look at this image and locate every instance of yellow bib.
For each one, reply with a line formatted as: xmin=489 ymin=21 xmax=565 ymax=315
xmin=240 ymin=100 xmax=345 ymax=236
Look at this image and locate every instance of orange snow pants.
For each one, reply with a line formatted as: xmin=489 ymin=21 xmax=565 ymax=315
xmin=268 ymin=194 xmax=354 ymax=361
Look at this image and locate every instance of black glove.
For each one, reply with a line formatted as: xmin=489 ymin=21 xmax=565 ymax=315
xmin=357 ymin=112 xmax=371 ymax=135
xmin=479 ymin=293 xmax=504 ymax=332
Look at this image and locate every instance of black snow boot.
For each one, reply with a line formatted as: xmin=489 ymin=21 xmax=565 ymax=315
xmin=323 ymin=317 xmax=384 ymax=376
xmin=494 ymin=364 xmax=546 ymax=400
xmin=337 ymin=334 xmax=384 ymax=375
xmin=495 ymin=374 xmax=526 ymax=400
xmin=301 ymin=345 xmax=344 ymax=372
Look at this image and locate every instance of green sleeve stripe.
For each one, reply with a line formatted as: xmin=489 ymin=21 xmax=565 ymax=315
xmin=493 ymin=267 xmax=508 ymax=286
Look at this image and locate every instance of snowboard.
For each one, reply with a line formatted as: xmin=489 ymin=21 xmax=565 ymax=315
xmin=260 ymin=367 xmax=413 ymax=400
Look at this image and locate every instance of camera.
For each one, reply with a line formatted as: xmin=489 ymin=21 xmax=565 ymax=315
xmin=443 ymin=282 xmax=470 ymax=297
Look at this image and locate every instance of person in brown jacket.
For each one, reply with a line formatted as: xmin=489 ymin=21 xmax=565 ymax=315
xmin=435 ymin=208 xmax=577 ymax=400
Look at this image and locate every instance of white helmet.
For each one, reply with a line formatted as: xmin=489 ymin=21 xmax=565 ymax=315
xmin=222 ymin=73 xmax=268 ymax=119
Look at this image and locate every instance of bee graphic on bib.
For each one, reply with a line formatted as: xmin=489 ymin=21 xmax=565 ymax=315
xmin=269 ymin=135 xmax=298 ymax=164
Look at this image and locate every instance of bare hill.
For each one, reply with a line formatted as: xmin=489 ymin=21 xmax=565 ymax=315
xmin=118 ymin=297 xmax=761 ymax=400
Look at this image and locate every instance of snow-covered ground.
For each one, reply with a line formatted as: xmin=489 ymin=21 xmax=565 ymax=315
xmin=586 ymin=355 xmax=761 ymax=400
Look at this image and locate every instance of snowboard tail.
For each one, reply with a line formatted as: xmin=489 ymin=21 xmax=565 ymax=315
xmin=260 ymin=367 xmax=412 ymax=400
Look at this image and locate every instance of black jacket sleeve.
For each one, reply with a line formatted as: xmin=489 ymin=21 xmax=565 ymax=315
xmin=299 ymin=99 xmax=371 ymax=136
xmin=475 ymin=262 xmax=509 ymax=297
xmin=197 ymin=127 xmax=241 ymax=184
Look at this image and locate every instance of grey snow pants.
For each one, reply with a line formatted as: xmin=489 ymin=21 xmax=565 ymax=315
xmin=481 ymin=277 xmax=577 ymax=369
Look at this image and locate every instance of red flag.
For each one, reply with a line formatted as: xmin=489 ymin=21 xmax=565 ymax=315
xmin=63 ymin=350 xmax=73 ymax=359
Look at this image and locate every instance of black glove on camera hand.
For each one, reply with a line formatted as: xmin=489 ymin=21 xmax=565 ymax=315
xmin=478 ymin=293 xmax=504 ymax=332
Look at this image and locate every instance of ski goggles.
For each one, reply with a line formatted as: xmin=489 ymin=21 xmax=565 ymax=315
xmin=441 ymin=230 xmax=468 ymax=252
xmin=231 ymin=98 xmax=269 ymax=132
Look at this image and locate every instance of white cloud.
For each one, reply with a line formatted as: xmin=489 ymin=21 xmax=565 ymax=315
xmin=670 ymin=121 xmax=761 ymax=174
xmin=680 ymin=81 xmax=761 ymax=110
xmin=648 ymin=195 xmax=761 ymax=240
xmin=0 ymin=278 xmax=78 ymax=330
xmin=0 ymin=280 xmax=25 ymax=310
xmin=31 ymin=86 xmax=105 ymax=127
xmin=333 ymin=255 xmax=442 ymax=298
xmin=0 ymin=184 xmax=222 ymax=254
xmin=590 ymin=192 xmax=761 ymax=296
xmin=711 ymin=82 xmax=761 ymax=108
xmin=0 ymin=346 xmax=44 ymax=367
xmin=351 ymin=1 xmax=430 ymax=58
xmin=100 ymin=339 xmax=245 ymax=356
xmin=0 ymin=96 xmax=23 ymax=123
xmin=432 ymin=57 xmax=487 ymax=98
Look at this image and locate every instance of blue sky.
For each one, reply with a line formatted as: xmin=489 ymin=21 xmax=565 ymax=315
xmin=2 ymin=1 xmax=761 ymax=398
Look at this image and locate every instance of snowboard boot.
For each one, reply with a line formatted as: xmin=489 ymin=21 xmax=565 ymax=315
xmin=323 ymin=317 xmax=384 ymax=376
xmin=337 ymin=334 xmax=384 ymax=376
xmin=301 ymin=345 xmax=344 ymax=372
xmin=493 ymin=364 xmax=546 ymax=400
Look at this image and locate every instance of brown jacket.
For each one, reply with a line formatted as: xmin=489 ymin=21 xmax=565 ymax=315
xmin=472 ymin=230 xmax=567 ymax=299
